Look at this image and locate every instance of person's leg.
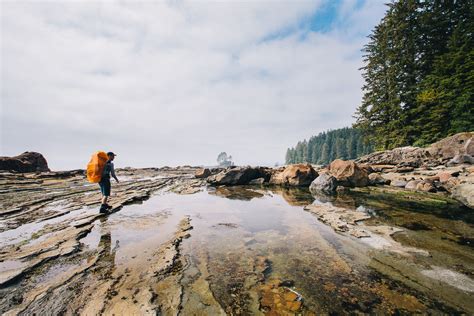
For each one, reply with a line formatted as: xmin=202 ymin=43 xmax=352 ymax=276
xmin=99 ymin=181 xmax=109 ymax=213
xmin=103 ymin=179 xmax=111 ymax=209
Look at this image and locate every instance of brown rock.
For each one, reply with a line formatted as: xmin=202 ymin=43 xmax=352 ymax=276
xmin=440 ymin=177 xmax=460 ymax=192
xmin=0 ymin=152 xmax=50 ymax=173
xmin=416 ymin=181 xmax=436 ymax=193
xmin=269 ymin=164 xmax=318 ymax=186
xmin=437 ymin=172 xmax=453 ymax=183
xmin=328 ymin=159 xmax=368 ymax=187
xmin=195 ymin=168 xmax=211 ymax=178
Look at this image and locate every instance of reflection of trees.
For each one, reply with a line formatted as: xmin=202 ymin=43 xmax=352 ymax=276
xmin=269 ymin=187 xmax=314 ymax=206
xmin=208 ymin=186 xmax=317 ymax=206
xmin=209 ymin=186 xmax=264 ymax=201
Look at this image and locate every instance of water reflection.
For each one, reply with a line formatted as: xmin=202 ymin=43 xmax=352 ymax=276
xmin=96 ymin=217 xmax=118 ymax=271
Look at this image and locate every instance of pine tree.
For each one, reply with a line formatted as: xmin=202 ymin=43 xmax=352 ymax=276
xmin=354 ymin=0 xmax=474 ymax=148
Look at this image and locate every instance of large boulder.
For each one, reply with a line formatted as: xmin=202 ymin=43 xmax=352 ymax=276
xmin=207 ymin=166 xmax=270 ymax=185
xmin=309 ymin=173 xmax=338 ymax=194
xmin=269 ymin=164 xmax=318 ymax=186
xmin=427 ymin=132 xmax=473 ymax=160
xmin=328 ymin=159 xmax=368 ymax=187
xmin=357 ymin=146 xmax=427 ymax=167
xmin=357 ymin=132 xmax=474 ymax=167
xmin=0 ymin=152 xmax=50 ymax=172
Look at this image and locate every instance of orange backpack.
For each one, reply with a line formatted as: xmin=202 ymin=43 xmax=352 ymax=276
xmin=86 ymin=151 xmax=108 ymax=183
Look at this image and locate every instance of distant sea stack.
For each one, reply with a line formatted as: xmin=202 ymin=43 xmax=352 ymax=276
xmin=0 ymin=152 xmax=50 ymax=172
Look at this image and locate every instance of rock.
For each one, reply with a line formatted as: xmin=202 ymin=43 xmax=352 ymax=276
xmin=437 ymin=171 xmax=453 ymax=183
xmin=357 ymin=132 xmax=474 ymax=167
xmin=447 ymin=154 xmax=474 ymax=166
xmin=396 ymin=166 xmax=415 ymax=173
xmin=309 ymin=173 xmax=337 ymax=194
xmin=465 ymin=138 xmax=474 ymax=156
xmin=391 ymin=179 xmax=408 ymax=188
xmin=428 ymin=132 xmax=473 ymax=160
xmin=451 ymin=183 xmax=474 ymax=209
xmin=357 ymin=146 xmax=426 ymax=167
xmin=195 ymin=168 xmax=211 ymax=179
xmin=439 ymin=177 xmax=460 ymax=192
xmin=249 ymin=177 xmax=265 ymax=185
xmin=207 ymin=166 xmax=269 ymax=185
xmin=336 ymin=186 xmax=349 ymax=193
xmin=405 ymin=180 xmax=421 ymax=190
xmin=269 ymin=164 xmax=318 ymax=186
xmin=415 ymin=181 xmax=437 ymax=193
xmin=328 ymin=159 xmax=368 ymax=187
xmin=368 ymin=173 xmax=389 ymax=185
xmin=370 ymin=164 xmax=397 ymax=172
xmin=0 ymin=152 xmax=50 ymax=173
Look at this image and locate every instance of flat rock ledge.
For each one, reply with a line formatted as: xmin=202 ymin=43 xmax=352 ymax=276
xmin=303 ymin=204 xmax=429 ymax=256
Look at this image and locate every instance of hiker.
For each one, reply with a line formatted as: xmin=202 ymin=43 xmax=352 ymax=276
xmin=99 ymin=152 xmax=119 ymax=213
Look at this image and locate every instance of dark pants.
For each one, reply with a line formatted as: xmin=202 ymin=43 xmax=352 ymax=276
xmin=99 ymin=178 xmax=111 ymax=197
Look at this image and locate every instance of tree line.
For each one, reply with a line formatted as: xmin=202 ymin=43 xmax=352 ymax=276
xmin=285 ymin=128 xmax=374 ymax=165
xmin=354 ymin=0 xmax=474 ymax=149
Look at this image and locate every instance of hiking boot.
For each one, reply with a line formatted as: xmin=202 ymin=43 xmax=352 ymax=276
xmin=104 ymin=203 xmax=112 ymax=210
xmin=99 ymin=204 xmax=108 ymax=214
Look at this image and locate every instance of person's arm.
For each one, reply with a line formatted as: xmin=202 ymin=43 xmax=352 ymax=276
xmin=111 ymin=163 xmax=119 ymax=183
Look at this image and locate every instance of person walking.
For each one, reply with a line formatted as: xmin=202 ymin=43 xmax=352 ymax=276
xmin=99 ymin=152 xmax=119 ymax=213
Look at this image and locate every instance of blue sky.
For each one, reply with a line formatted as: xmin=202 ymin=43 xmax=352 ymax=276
xmin=1 ymin=0 xmax=387 ymax=170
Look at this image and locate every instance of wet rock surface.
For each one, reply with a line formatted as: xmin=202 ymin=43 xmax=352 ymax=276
xmin=0 ymin=167 xmax=473 ymax=315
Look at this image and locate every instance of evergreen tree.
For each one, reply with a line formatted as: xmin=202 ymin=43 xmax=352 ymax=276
xmin=355 ymin=0 xmax=474 ymax=149
xmin=285 ymin=127 xmax=374 ymax=165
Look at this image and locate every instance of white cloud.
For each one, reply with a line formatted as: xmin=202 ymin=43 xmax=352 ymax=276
xmin=1 ymin=0 xmax=386 ymax=169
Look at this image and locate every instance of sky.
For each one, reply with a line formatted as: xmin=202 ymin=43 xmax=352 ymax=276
xmin=1 ymin=0 xmax=387 ymax=170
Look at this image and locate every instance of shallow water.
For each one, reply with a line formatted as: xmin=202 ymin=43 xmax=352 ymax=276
xmin=74 ymin=186 xmax=474 ymax=314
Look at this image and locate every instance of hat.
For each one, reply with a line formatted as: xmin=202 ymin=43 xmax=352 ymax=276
xmin=107 ymin=152 xmax=116 ymax=156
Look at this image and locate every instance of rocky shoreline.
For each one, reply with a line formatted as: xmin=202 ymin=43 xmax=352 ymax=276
xmin=0 ymin=132 xmax=472 ymax=314
xmin=198 ymin=132 xmax=474 ymax=209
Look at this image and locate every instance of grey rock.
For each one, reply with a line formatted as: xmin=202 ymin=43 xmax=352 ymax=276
xmin=368 ymin=173 xmax=389 ymax=185
xmin=391 ymin=180 xmax=408 ymax=188
xmin=207 ymin=166 xmax=270 ymax=186
xmin=405 ymin=180 xmax=421 ymax=190
xmin=309 ymin=173 xmax=337 ymax=194
xmin=447 ymin=154 xmax=474 ymax=166
xmin=451 ymin=183 xmax=474 ymax=209
xmin=249 ymin=177 xmax=265 ymax=185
